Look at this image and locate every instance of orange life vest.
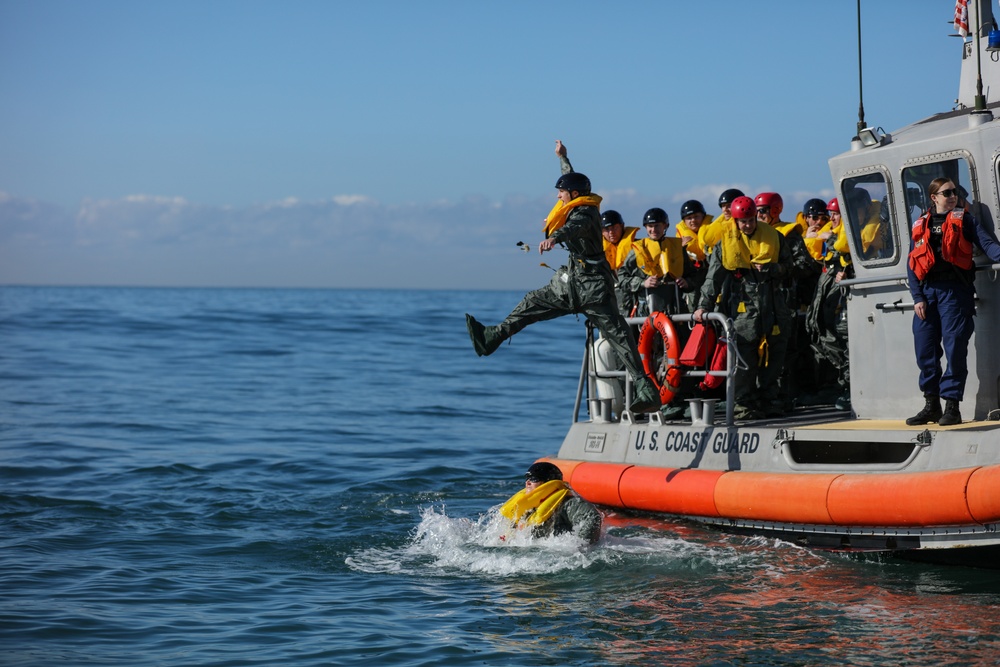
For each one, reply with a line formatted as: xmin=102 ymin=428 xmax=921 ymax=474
xmin=908 ymin=209 xmax=974 ymax=281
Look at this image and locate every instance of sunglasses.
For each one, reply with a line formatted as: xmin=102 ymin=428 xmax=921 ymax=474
xmin=756 ymin=207 xmax=771 ymax=215
xmin=806 ymin=214 xmax=827 ymax=220
xmin=935 ymin=188 xmax=958 ymax=198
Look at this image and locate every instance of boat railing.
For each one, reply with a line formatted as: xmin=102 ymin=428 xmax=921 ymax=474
xmin=838 ymin=260 xmax=1000 ymax=291
xmin=575 ymin=312 xmax=737 ymax=428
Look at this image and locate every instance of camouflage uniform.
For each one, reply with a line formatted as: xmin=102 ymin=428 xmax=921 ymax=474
xmin=494 ymin=203 xmax=649 ymax=386
xmin=806 ymin=254 xmax=852 ymax=398
xmin=534 ymin=492 xmax=603 ymax=544
xmin=617 ymin=245 xmax=700 ymax=317
xmin=696 ymin=233 xmax=794 ymax=415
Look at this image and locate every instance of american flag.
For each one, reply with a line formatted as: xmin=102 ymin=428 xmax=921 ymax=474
xmin=954 ymin=0 xmax=969 ymax=38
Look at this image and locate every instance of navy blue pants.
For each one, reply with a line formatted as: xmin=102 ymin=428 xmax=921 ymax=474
xmin=912 ymin=281 xmax=976 ymax=401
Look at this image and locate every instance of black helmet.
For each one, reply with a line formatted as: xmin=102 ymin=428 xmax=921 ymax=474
xmin=643 ymin=207 xmax=668 ymax=226
xmin=680 ymin=199 xmax=706 ymax=218
xmin=846 ymin=188 xmax=871 ymax=214
xmin=555 ymin=172 xmax=591 ymax=195
xmin=803 ymin=198 xmax=828 ymax=218
xmin=718 ymin=188 xmax=745 ymax=208
xmin=601 ymin=210 xmax=624 ymax=228
xmin=525 ymin=461 xmax=563 ymax=483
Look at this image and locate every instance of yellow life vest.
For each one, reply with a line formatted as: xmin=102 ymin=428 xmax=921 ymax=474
xmin=803 ymin=221 xmax=832 ymax=261
xmin=859 ymin=200 xmax=884 ymax=255
xmin=832 ymin=221 xmax=852 ymax=267
xmin=632 ymin=237 xmax=685 ymax=278
xmin=543 ymin=194 xmax=604 ymax=237
xmin=699 ymin=214 xmax=728 ymax=255
xmin=605 ymin=226 xmax=639 ymax=270
xmin=499 ymin=480 xmax=570 ymax=527
xmin=676 ymin=221 xmax=706 ymax=261
xmin=772 ymin=217 xmax=805 ymax=237
xmin=720 ymin=220 xmax=781 ymax=271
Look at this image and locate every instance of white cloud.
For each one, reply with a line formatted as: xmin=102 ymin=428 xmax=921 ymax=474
xmin=0 ymin=183 xmax=841 ymax=289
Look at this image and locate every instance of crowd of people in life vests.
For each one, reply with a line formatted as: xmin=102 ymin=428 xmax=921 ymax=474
xmin=607 ymin=185 xmax=851 ymax=420
xmin=466 ymin=140 xmax=1000 ymax=424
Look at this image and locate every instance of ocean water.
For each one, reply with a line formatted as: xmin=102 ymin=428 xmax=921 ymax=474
xmin=2 ymin=285 xmax=1000 ymax=667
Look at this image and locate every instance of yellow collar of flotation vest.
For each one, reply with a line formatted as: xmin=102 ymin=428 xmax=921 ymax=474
xmin=632 ymin=237 xmax=685 ymax=278
xmin=772 ymin=218 xmax=805 ymax=237
xmin=499 ymin=479 xmax=570 ymax=527
xmin=720 ymin=220 xmax=781 ymax=271
xmin=677 ymin=220 xmax=706 ymax=260
xmin=605 ymin=227 xmax=639 ymax=270
xmin=543 ymin=195 xmax=603 ymax=237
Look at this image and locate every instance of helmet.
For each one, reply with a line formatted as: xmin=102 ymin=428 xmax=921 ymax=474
xmin=555 ymin=172 xmax=591 ymax=195
xmin=680 ymin=199 xmax=706 ymax=218
xmin=730 ymin=196 xmax=757 ymax=220
xmin=846 ymin=188 xmax=871 ymax=214
xmin=643 ymin=207 xmax=668 ymax=225
xmin=754 ymin=192 xmax=783 ymax=217
xmin=803 ymin=198 xmax=828 ymax=218
xmin=826 ymin=197 xmax=840 ymax=213
xmin=601 ymin=210 xmax=624 ymax=228
xmin=718 ymin=188 xmax=745 ymax=208
xmin=525 ymin=461 xmax=563 ymax=483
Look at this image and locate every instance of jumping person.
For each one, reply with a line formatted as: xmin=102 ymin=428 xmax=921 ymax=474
xmin=465 ymin=142 xmax=661 ymax=414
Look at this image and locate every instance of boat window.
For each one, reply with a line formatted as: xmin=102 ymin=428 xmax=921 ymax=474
xmin=901 ymin=157 xmax=974 ymax=227
xmin=841 ymin=172 xmax=896 ymax=264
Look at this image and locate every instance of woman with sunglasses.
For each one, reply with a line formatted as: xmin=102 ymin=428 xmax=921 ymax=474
xmin=906 ymin=178 xmax=1000 ymax=426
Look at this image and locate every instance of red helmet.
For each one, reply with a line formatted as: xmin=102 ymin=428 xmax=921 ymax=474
xmin=826 ymin=197 xmax=840 ymax=213
xmin=730 ymin=196 xmax=757 ymax=220
xmin=754 ymin=192 xmax=783 ymax=217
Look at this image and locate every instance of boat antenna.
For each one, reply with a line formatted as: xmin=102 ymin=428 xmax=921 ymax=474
xmin=855 ymin=0 xmax=866 ymax=136
xmin=973 ymin=0 xmax=987 ymax=111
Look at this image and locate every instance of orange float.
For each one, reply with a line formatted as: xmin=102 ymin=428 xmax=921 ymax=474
xmin=618 ymin=466 xmax=723 ymax=517
xmin=637 ymin=311 xmax=683 ymax=405
xmin=827 ymin=468 xmax=976 ymax=526
xmin=713 ymin=472 xmax=838 ymax=524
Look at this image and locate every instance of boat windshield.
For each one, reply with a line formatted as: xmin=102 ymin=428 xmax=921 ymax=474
xmin=902 ymin=156 xmax=974 ymax=226
xmin=842 ymin=171 xmax=896 ymax=264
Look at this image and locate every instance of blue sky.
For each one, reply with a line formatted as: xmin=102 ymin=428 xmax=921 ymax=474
xmin=0 ymin=0 xmax=963 ymax=290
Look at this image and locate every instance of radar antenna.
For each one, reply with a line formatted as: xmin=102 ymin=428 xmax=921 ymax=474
xmin=855 ymin=0 xmax=866 ymax=137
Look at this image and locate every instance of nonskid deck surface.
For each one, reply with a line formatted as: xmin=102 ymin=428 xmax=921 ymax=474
xmin=646 ymin=402 xmax=1000 ymax=432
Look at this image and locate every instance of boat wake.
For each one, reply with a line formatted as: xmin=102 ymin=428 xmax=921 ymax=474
xmin=344 ymin=505 xmax=750 ymax=578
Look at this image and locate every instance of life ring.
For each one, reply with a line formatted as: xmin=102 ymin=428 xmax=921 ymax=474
xmin=637 ymin=311 xmax=683 ymax=405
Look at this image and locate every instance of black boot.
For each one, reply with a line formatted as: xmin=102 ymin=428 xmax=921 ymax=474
xmin=905 ymin=394 xmax=942 ymax=425
xmin=465 ymin=314 xmax=504 ymax=357
xmin=938 ymin=399 xmax=962 ymax=426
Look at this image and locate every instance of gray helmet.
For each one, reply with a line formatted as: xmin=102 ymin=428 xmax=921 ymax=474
xmin=643 ymin=207 xmax=669 ymax=226
xmin=680 ymin=199 xmax=706 ymax=218
xmin=718 ymin=188 xmax=745 ymax=208
xmin=555 ymin=172 xmax=591 ymax=195
xmin=525 ymin=461 xmax=563 ymax=483
xmin=602 ymin=210 xmax=624 ymax=228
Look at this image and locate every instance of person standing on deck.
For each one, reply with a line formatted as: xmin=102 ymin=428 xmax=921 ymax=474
xmin=692 ymin=196 xmax=793 ymax=419
xmin=805 ymin=197 xmax=853 ymax=411
xmin=617 ymin=207 xmax=694 ymax=318
xmin=906 ymin=177 xmax=1000 ymax=426
xmin=699 ymin=188 xmax=746 ymax=259
xmin=676 ymin=200 xmax=711 ymax=312
xmin=464 ymin=142 xmax=662 ymax=414
xmin=756 ymin=192 xmax=822 ymax=411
